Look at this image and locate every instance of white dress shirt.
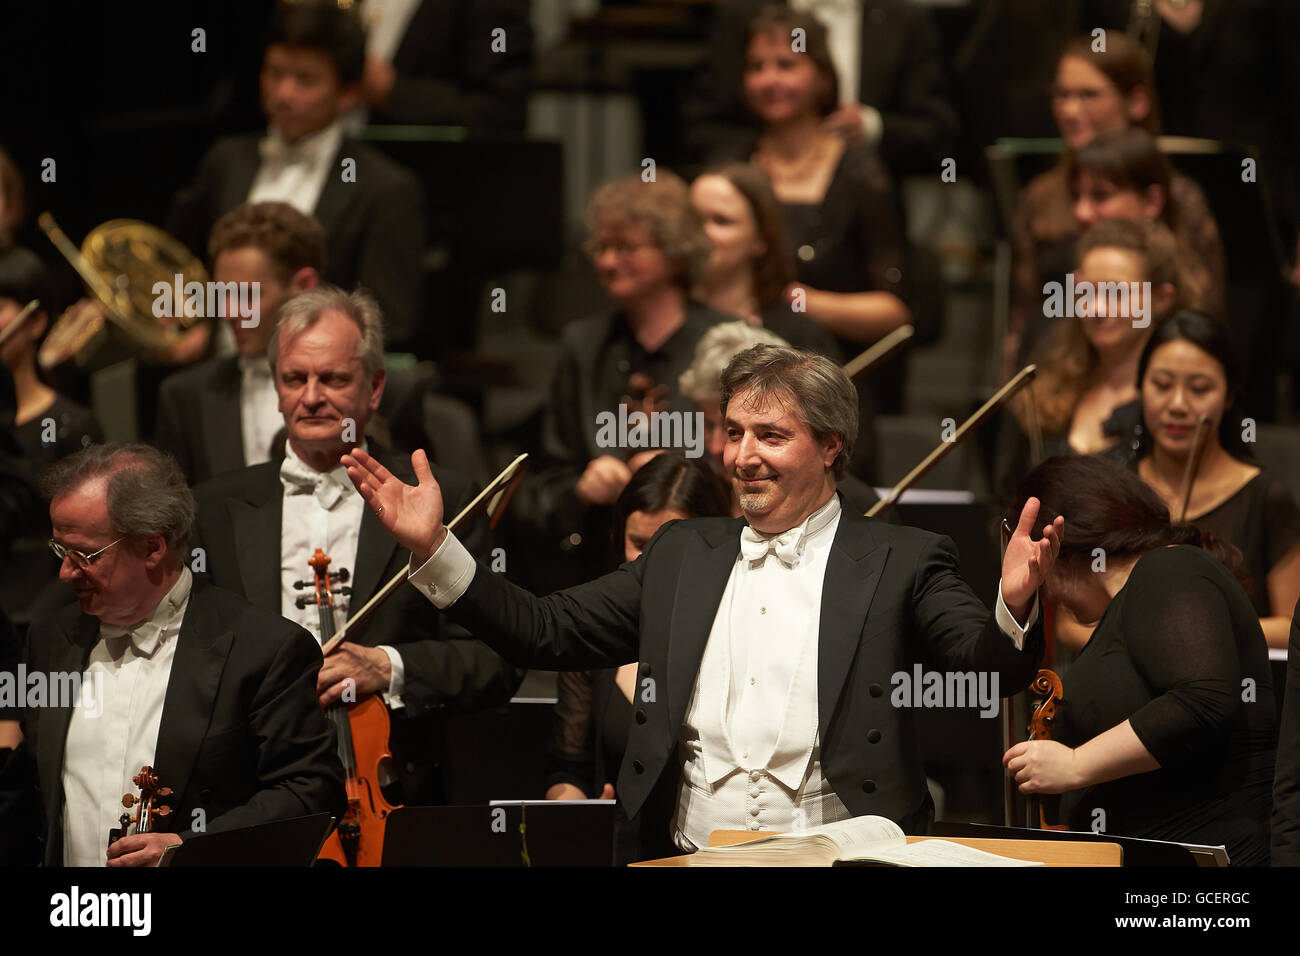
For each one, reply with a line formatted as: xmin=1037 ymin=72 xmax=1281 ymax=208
xmin=674 ymin=495 xmax=849 ymax=849
xmin=62 ymin=568 xmax=192 ymax=867
xmin=408 ymin=497 xmax=1039 ymax=844
xmin=238 ymin=355 xmax=281 ymax=467
xmin=279 ymin=440 xmax=406 ymax=703
xmin=247 ymin=122 xmax=343 ymax=215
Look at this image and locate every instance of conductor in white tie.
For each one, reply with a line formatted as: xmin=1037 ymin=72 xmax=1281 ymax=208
xmin=345 ymin=344 xmax=1063 ymax=861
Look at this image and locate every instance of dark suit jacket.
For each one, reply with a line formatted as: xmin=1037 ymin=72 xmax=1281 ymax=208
xmin=683 ymin=0 xmax=957 ymax=175
xmin=190 ymin=448 xmax=522 ymax=804
xmin=17 ymin=581 xmax=346 ymax=866
xmin=155 ymin=356 xmax=248 ymax=486
xmin=375 ymin=0 xmax=533 ymax=129
xmin=167 ymin=134 xmax=426 ymax=343
xmin=441 ymin=499 xmax=1044 ymax=861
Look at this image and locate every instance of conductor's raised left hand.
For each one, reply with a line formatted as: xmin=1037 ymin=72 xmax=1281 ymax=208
xmin=1000 ymin=496 xmax=1063 ymax=621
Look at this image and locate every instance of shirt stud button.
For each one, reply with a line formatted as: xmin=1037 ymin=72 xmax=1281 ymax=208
xmin=749 ymin=677 xmax=756 ymax=685
xmin=750 ymin=807 xmax=760 ymax=817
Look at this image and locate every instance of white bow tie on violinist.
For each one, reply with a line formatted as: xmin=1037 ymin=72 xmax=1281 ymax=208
xmin=280 ymin=455 xmax=349 ymax=511
xmin=258 ymin=133 xmax=312 ymax=167
xmin=739 ymin=525 xmax=804 ymax=569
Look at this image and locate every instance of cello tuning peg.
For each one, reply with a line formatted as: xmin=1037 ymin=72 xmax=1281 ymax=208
xmin=292 ymin=579 xmax=310 ymax=590
xmin=122 ymin=794 xmax=137 ymax=808
xmin=153 ymin=806 xmax=172 ymax=817
xmin=295 ymin=596 xmax=310 ymax=609
xmin=332 ymin=568 xmax=350 ymax=582
xmin=335 ymin=586 xmax=352 ymax=596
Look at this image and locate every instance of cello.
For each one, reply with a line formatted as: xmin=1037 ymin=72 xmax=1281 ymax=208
xmin=302 ymin=548 xmax=397 ymax=867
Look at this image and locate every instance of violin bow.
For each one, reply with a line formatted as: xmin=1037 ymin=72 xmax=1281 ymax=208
xmin=0 ymin=299 xmax=40 ymax=349
xmin=322 ymin=453 xmax=528 ymax=656
xmin=867 ymin=364 xmax=1037 ymax=518
xmin=1174 ymin=415 xmax=1212 ymax=523
xmin=842 ymin=325 xmax=914 ymax=381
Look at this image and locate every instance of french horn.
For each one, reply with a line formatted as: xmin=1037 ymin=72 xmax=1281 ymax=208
xmin=36 ymin=212 xmax=209 ymax=368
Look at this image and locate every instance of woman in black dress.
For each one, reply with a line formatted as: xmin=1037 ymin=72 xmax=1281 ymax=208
xmin=545 ymin=453 xmax=730 ymax=802
xmin=1003 ymin=454 xmax=1275 ymax=864
xmin=736 ymin=6 xmax=909 ymax=424
xmin=1129 ymin=311 xmax=1300 ymax=650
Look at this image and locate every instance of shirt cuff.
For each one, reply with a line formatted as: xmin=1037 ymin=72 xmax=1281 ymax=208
xmin=995 ymin=580 xmax=1039 ymax=651
xmin=408 ymin=529 xmax=476 ymax=609
xmin=858 ymin=104 xmax=883 ymax=145
xmin=378 ymin=644 xmax=405 ymax=710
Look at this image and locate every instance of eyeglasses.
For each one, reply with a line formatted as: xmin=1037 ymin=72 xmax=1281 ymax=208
xmin=48 ymin=537 xmax=125 ymax=569
xmin=582 ymin=238 xmax=657 ymax=258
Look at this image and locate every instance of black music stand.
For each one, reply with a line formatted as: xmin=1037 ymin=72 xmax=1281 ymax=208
xmin=928 ymin=821 xmax=1215 ymax=866
xmin=156 ymin=813 xmax=334 ymax=867
xmin=380 ymin=802 xmax=617 ymax=867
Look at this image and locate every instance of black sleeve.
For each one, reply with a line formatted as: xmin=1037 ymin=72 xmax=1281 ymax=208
xmin=1272 ymin=595 xmax=1300 ymax=865
xmin=1122 ymin=556 xmax=1244 ymax=767
xmin=154 ymin=379 xmax=195 ymax=486
xmin=544 ymin=670 xmax=598 ymax=797
xmin=910 ymin=532 xmax=1043 ymax=690
xmin=391 ymin=468 xmax=524 ymax=712
xmin=180 ymin=623 xmax=346 ymax=839
xmin=166 ymin=140 xmax=226 ymax=264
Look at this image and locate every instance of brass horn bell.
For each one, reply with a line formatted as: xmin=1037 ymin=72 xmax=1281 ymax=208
xmin=37 ymin=212 xmax=209 ymax=368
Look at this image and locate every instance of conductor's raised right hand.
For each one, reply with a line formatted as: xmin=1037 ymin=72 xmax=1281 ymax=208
xmin=343 ymin=447 xmax=446 ymax=565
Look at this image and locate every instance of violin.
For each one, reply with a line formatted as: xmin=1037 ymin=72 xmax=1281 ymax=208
xmin=108 ymin=765 xmax=172 ymax=850
xmin=1026 ymin=669 xmax=1067 ymax=831
xmin=300 ymin=548 xmax=397 ymax=867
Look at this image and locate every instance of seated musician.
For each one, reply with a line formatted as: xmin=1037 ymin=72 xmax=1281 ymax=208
xmin=994 ymin=217 xmax=1193 ymax=503
xmin=1004 ymin=454 xmax=1275 ymax=865
xmin=512 ymin=171 xmax=732 ymax=590
xmin=156 ymin=201 xmax=324 ymax=486
xmin=0 ymin=247 xmax=103 ymax=468
xmin=1127 ymin=311 xmax=1300 ymax=651
xmin=190 ymin=286 xmax=520 ymax=807
xmin=167 ymin=0 xmax=425 ymax=347
xmin=11 ymin=443 xmax=345 ymax=866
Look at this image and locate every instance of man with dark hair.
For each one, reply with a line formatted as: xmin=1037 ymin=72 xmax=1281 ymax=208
xmin=347 ymin=344 xmax=1063 ymax=862
xmin=157 ymin=202 xmax=325 ymax=485
xmin=11 ymin=443 xmax=345 ymax=866
xmin=167 ymin=0 xmax=425 ymax=345
xmin=191 ymin=290 xmax=520 ymax=809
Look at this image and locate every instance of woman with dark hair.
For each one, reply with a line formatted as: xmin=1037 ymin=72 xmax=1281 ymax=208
xmin=995 ymin=217 xmax=1190 ymax=501
xmin=546 ymin=453 xmax=731 ymax=802
xmin=1071 ymin=129 xmax=1224 ymax=315
xmin=1002 ymin=454 xmax=1275 ymax=864
xmin=689 ymin=162 xmax=842 ymax=361
xmin=1129 ymin=311 xmax=1300 ymax=650
xmin=1004 ymin=33 xmax=1221 ymax=379
xmin=0 ymin=247 xmax=102 ymax=467
xmin=735 ymin=6 xmax=910 ymax=415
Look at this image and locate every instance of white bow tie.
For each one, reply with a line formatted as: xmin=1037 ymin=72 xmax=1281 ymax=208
xmin=259 ymin=135 xmax=312 ymax=166
xmin=280 ymin=455 xmax=349 ymax=511
xmin=739 ymin=525 xmax=804 ymax=568
xmin=99 ymin=621 xmax=165 ymax=657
